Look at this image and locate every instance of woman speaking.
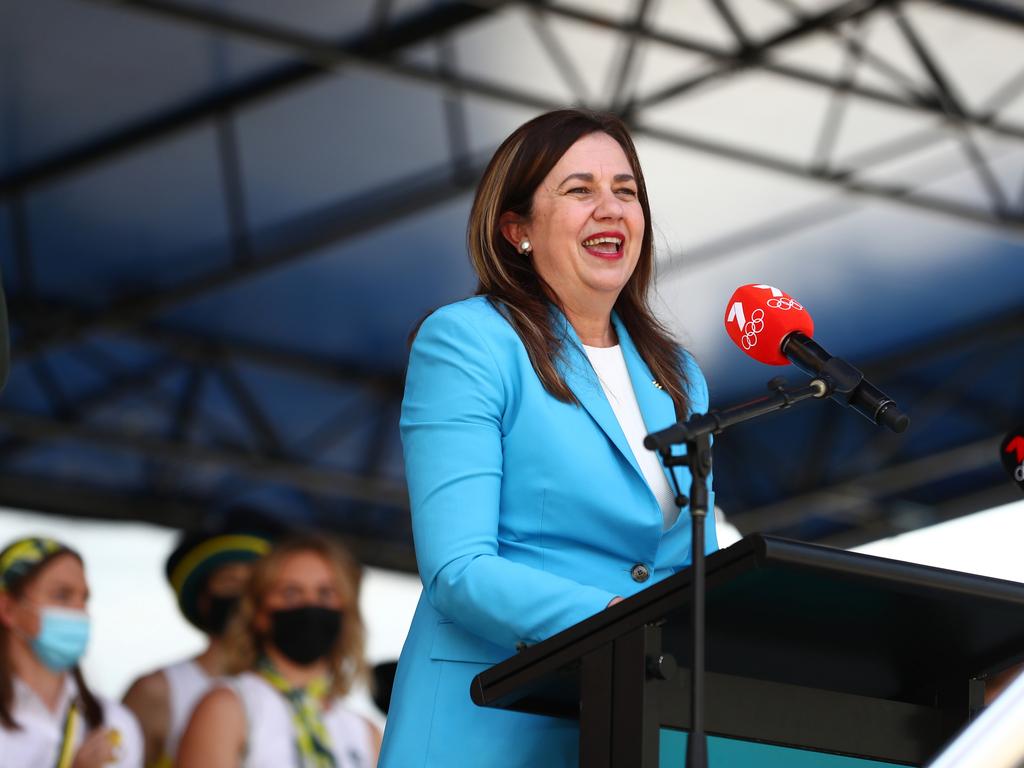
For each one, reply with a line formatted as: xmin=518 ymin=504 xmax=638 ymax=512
xmin=380 ymin=109 xmax=718 ymax=767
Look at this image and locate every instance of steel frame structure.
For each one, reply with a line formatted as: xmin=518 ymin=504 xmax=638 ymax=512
xmin=1 ymin=0 xmax=1023 ymax=569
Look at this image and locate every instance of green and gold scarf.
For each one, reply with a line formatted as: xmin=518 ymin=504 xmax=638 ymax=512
xmin=258 ymin=659 xmax=337 ymax=768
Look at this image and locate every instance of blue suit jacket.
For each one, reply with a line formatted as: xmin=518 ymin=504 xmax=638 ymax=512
xmin=380 ymin=297 xmax=717 ymax=767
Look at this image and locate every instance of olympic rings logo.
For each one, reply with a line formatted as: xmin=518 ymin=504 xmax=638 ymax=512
xmin=740 ymin=308 xmax=765 ymax=350
xmin=766 ymin=297 xmax=804 ymax=311
xmin=1016 ymin=464 xmax=1024 ymax=482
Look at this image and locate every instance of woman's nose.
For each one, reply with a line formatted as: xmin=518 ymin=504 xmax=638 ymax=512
xmin=594 ymin=187 xmax=624 ymax=219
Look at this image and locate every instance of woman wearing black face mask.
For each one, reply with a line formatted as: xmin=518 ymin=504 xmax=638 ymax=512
xmin=177 ymin=534 xmax=380 ymax=768
xmin=123 ymin=513 xmax=277 ymax=768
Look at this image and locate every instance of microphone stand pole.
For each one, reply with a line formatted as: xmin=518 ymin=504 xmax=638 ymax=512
xmin=644 ymin=376 xmax=832 ymax=768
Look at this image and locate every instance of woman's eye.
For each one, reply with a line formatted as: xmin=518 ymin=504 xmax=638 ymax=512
xmin=318 ymin=586 xmax=340 ymax=604
xmin=567 ymin=187 xmax=590 ymax=194
xmin=616 ymin=188 xmax=637 ymax=197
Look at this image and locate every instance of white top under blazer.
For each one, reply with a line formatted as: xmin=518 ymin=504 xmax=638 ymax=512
xmin=583 ymin=343 xmax=680 ymax=529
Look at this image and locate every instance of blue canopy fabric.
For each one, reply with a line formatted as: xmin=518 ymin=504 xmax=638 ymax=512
xmin=1 ymin=0 xmax=1023 ymax=569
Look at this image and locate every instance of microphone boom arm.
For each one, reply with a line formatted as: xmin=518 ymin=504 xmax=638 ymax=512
xmin=643 ymin=376 xmax=827 ymax=454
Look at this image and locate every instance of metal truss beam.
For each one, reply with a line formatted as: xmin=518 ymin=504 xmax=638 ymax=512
xmin=11 ymin=3 xmax=1024 ymax=367
xmin=938 ymin=0 xmax=1024 ymax=29
xmin=733 ymin=433 xmax=1004 ymax=534
xmin=0 ymin=471 xmax=417 ymax=571
xmin=10 ymin=296 xmax=406 ymax=394
xmin=6 ymin=0 xmax=1023 ymax=257
xmin=0 ymin=472 xmax=207 ymax=528
xmin=2 ymin=313 xmax=407 ymax=492
xmin=530 ymin=0 xmax=1024 ymax=144
xmin=88 ymin=0 xmax=1001 ymax=152
xmin=0 ymin=408 xmax=409 ymax=507
xmin=0 ymin=0 xmax=507 ymax=200
xmin=104 ymin=0 xmax=1024 ymax=236
xmin=813 ymin=482 xmax=1024 ymax=549
xmin=10 ymin=151 xmax=489 ymax=361
xmin=132 ymin=323 xmax=405 ymax=395
xmin=635 ymin=121 xmax=1024 ymax=232
xmin=665 ymin=118 xmax=1024 ymax=272
xmin=625 ymin=0 xmax=890 ymax=109
xmin=860 ymin=306 xmax=1024 ymax=380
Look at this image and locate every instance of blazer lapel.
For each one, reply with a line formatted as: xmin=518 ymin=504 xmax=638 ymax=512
xmin=611 ymin=312 xmax=687 ymax=490
xmin=611 ymin=313 xmax=678 ymax=436
xmin=552 ymin=308 xmax=645 ymax=480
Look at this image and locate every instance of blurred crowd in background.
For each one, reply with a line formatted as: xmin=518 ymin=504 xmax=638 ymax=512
xmin=0 ymin=507 xmax=390 ymax=767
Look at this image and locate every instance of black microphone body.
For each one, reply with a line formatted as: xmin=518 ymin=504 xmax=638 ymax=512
xmin=781 ymin=332 xmax=908 ymax=433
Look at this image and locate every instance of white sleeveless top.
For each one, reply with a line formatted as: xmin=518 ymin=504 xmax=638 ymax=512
xmin=226 ymin=672 xmax=374 ymax=768
xmin=583 ymin=343 xmax=679 ymax=529
xmin=163 ymin=659 xmax=213 ymax=762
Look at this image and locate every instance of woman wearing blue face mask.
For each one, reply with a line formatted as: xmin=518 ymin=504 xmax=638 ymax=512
xmin=0 ymin=536 xmax=144 ymax=767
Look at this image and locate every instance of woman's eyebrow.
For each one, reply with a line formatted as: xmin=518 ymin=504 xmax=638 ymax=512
xmin=557 ymin=172 xmax=636 ymax=186
xmin=558 ymin=172 xmax=593 ymax=187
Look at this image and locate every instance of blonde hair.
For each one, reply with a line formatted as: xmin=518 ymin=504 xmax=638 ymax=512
xmin=222 ymin=534 xmax=368 ymax=699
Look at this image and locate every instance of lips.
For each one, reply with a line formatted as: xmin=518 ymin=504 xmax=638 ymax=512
xmin=581 ymin=230 xmax=625 ymax=259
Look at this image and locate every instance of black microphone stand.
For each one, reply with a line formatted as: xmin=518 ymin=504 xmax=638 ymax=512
xmin=643 ymin=375 xmax=833 ymax=768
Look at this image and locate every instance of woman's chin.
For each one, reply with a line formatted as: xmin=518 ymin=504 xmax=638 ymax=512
xmin=579 ymin=277 xmax=632 ymax=299
xmin=583 ymin=264 xmax=635 ymax=293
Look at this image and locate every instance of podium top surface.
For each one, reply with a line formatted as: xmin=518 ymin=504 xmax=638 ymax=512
xmin=472 ymin=535 xmax=1024 ymax=711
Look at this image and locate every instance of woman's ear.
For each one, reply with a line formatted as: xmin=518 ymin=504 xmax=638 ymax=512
xmin=499 ymin=212 xmax=528 ymax=252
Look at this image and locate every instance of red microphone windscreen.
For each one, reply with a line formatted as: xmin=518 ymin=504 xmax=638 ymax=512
xmin=724 ymin=284 xmax=814 ymax=365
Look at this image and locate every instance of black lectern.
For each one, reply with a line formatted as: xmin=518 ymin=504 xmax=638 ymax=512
xmin=470 ymin=535 xmax=1024 ymax=767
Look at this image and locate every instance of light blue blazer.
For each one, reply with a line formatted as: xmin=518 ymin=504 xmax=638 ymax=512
xmin=379 ymin=296 xmax=717 ymax=768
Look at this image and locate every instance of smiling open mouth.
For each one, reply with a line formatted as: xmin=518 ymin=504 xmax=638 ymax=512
xmin=581 ymin=234 xmax=624 ymax=257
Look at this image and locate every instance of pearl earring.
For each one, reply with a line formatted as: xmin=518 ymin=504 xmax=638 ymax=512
xmin=519 ymin=238 xmax=532 ymax=254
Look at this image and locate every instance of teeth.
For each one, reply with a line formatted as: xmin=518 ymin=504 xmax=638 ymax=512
xmin=582 ymin=236 xmax=623 ymax=247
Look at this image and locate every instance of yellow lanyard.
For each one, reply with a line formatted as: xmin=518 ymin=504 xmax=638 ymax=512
xmin=54 ymin=700 xmax=79 ymax=768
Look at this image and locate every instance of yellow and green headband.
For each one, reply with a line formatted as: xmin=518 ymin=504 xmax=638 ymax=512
xmin=0 ymin=537 xmax=71 ymax=592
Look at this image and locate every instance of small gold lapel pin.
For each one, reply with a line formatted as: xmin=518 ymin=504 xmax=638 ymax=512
xmin=652 ymin=379 xmax=663 ymax=390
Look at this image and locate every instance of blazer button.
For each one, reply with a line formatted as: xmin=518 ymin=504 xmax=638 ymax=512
xmin=631 ymin=563 xmax=650 ymax=583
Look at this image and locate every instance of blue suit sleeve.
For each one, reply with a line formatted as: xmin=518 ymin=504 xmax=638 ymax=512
xmin=400 ymin=307 xmax=617 ymax=649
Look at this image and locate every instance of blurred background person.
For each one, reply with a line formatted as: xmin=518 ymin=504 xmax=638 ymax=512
xmin=177 ymin=533 xmax=380 ymax=768
xmin=0 ymin=536 xmax=143 ymax=767
xmin=122 ymin=510 xmax=280 ymax=767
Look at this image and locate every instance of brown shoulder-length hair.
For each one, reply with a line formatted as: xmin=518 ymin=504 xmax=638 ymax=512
xmin=222 ymin=533 xmax=368 ymax=701
xmin=467 ymin=108 xmax=691 ymax=417
xmin=0 ymin=547 xmax=103 ymax=731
